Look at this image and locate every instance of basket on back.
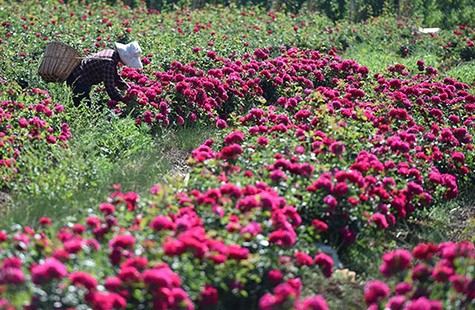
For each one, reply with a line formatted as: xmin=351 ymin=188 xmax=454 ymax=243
xmin=38 ymin=41 xmax=83 ymax=83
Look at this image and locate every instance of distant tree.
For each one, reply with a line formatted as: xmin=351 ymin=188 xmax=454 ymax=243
xmin=349 ymin=0 xmax=355 ymax=21
xmin=191 ymin=0 xmax=205 ymax=10
xmin=307 ymin=0 xmax=314 ymax=11
xmin=269 ymin=0 xmax=283 ymax=12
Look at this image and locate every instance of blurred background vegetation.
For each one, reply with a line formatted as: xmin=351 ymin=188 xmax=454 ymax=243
xmin=123 ymin=0 xmax=475 ymax=29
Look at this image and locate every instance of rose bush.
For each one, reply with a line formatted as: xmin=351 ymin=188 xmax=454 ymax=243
xmin=1 ymin=1 xmax=472 ymax=91
xmin=365 ymin=242 xmax=474 ymax=310
xmin=184 ymin=48 xmax=474 ymax=250
xmin=0 ymin=184 xmax=335 ymax=309
xmin=0 ymin=86 xmax=72 ymax=185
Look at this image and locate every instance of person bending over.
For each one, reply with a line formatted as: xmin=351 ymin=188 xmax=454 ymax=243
xmin=66 ymin=41 xmax=142 ymax=107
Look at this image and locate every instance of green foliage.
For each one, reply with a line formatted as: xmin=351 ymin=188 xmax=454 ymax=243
xmin=138 ymin=0 xmax=474 ymax=29
xmin=445 ymin=62 xmax=475 ymax=89
xmin=4 ymin=108 xmax=169 ymax=228
xmin=409 ymin=0 xmax=475 ymax=28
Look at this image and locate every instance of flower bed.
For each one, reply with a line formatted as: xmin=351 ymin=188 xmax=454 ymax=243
xmin=0 ymin=184 xmax=336 ymax=309
xmin=0 ymin=2 xmax=473 ymax=309
xmin=184 ymin=47 xmax=474 ymax=247
xmin=0 ymin=46 xmax=473 ymax=309
xmin=0 ymin=87 xmax=72 ymax=184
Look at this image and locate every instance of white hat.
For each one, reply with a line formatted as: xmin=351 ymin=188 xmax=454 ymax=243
xmin=115 ymin=41 xmax=143 ymax=69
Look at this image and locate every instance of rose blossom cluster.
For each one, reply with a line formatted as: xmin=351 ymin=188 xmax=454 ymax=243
xmin=365 ymin=241 xmax=474 ymax=310
xmin=0 ymin=182 xmax=335 ymax=309
xmin=259 ymin=277 xmax=329 ymax=310
xmin=185 ymin=51 xmax=473 ymax=247
xmin=114 ymin=47 xmax=370 ymax=131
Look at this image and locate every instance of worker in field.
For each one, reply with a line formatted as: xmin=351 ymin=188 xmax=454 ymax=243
xmin=66 ymin=41 xmax=142 ymax=107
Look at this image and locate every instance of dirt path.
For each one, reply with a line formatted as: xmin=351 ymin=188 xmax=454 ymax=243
xmin=164 ymin=147 xmax=191 ymax=182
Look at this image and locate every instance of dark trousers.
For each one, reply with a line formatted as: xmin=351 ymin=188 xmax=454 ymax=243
xmin=66 ymin=76 xmax=91 ymax=107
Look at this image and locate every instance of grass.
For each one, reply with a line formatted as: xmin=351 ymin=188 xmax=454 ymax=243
xmin=444 ymin=61 xmax=475 ymax=88
xmin=1 ymin=102 xmax=215 ymax=229
xmin=343 ymin=42 xmax=475 ymax=93
xmin=342 ymin=43 xmax=441 ymax=73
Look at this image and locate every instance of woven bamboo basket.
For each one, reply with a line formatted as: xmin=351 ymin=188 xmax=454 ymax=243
xmin=38 ymin=41 xmax=83 ymax=83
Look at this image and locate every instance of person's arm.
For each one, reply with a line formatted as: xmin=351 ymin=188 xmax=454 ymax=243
xmin=116 ymin=74 xmax=128 ymax=90
xmin=103 ymin=63 xmax=124 ymax=102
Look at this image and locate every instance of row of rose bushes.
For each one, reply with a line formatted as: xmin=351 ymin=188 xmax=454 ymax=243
xmin=0 ymin=1 xmax=473 ymax=91
xmin=0 ymin=2 xmax=473 ymax=308
xmin=1 ymin=1 xmax=473 ymax=228
xmin=3 ymin=2 xmax=474 ymax=193
xmin=5 ymin=36 xmax=473 ymax=198
xmin=2 ymin=40 xmax=474 ymax=240
xmin=0 ymin=185 xmax=472 ymax=309
xmin=0 ymin=0 xmax=473 ymax=191
xmin=0 ymin=184 xmax=337 ymax=309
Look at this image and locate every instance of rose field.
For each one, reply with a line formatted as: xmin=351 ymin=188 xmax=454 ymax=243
xmin=0 ymin=0 xmax=474 ymax=309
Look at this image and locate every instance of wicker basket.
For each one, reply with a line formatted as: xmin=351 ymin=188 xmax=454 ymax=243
xmin=38 ymin=41 xmax=83 ymax=83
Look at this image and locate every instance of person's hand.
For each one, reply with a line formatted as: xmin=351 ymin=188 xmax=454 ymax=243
xmin=122 ymin=94 xmax=131 ymax=103
xmin=107 ymin=99 xmax=119 ymax=108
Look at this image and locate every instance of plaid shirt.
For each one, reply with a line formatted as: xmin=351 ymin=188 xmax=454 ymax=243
xmin=68 ymin=49 xmax=127 ymax=101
